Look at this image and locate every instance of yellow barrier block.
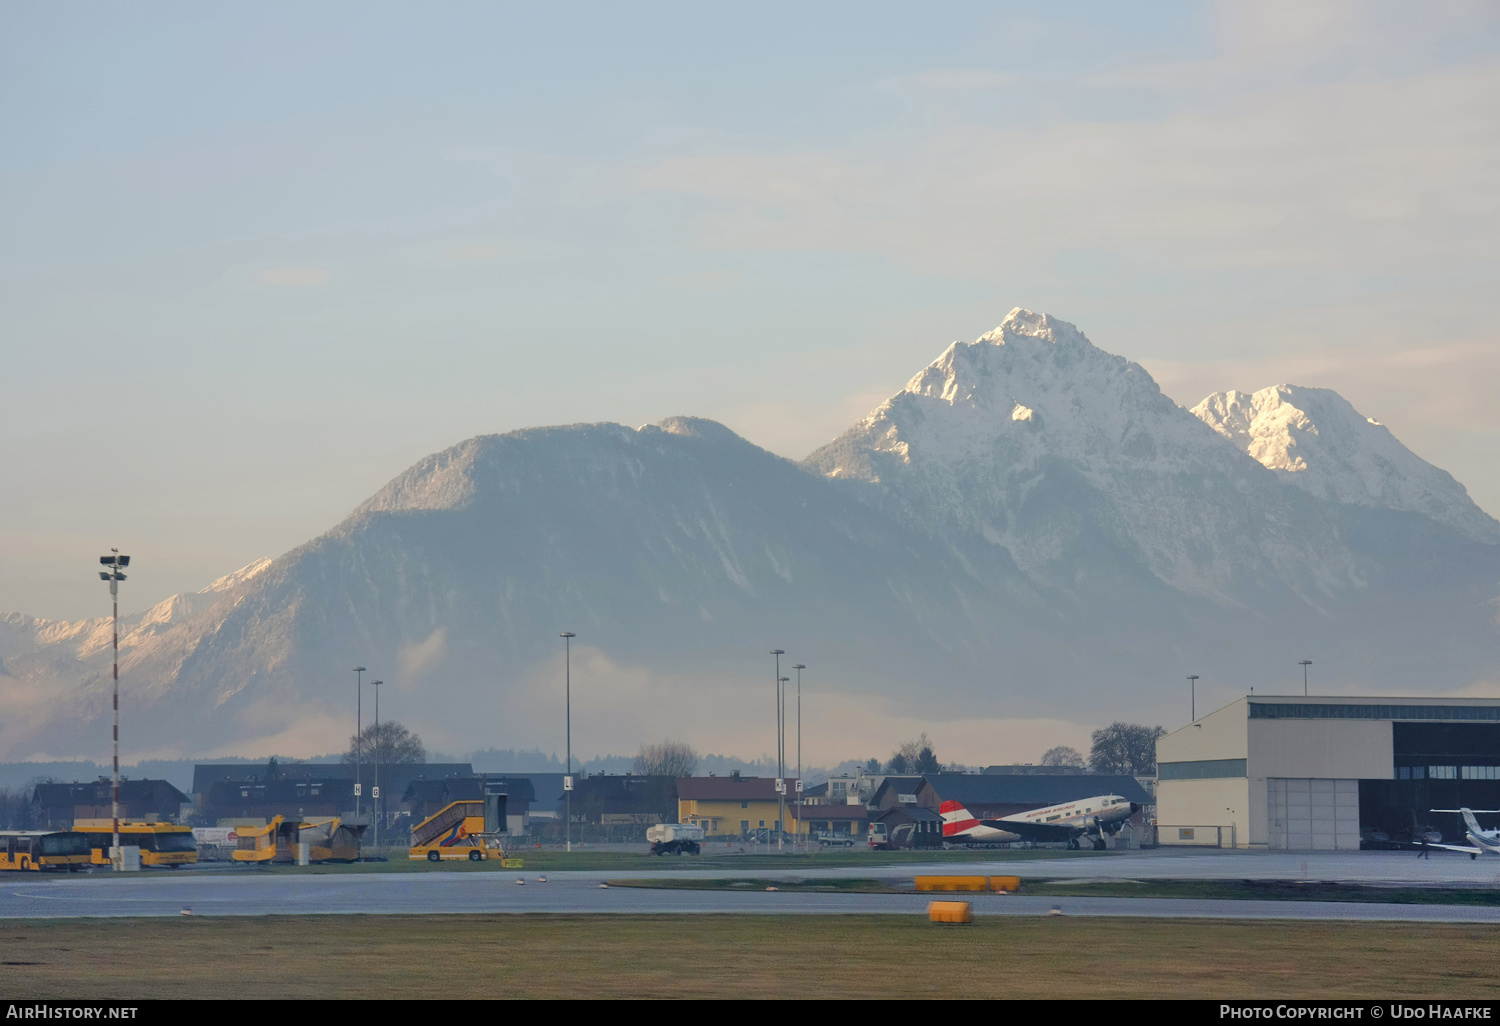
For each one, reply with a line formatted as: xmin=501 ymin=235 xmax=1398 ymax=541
xmin=928 ymin=901 xmax=972 ymax=923
xmin=915 ymin=875 xmax=988 ymax=892
xmin=500 ymin=858 xmax=524 ymax=868
xmin=988 ymin=875 xmax=1020 ymax=892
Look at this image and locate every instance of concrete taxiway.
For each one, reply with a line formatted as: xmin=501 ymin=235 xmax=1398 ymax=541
xmin=2 ymin=849 xmax=1497 ymax=921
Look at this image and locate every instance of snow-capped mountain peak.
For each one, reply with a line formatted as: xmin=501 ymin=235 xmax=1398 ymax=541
xmin=1193 ymin=385 xmax=1500 ymax=545
xmin=830 ymin=308 xmax=1202 ymax=478
xmin=805 ymin=310 xmax=1361 ymax=602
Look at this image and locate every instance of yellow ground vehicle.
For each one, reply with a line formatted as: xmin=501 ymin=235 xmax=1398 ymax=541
xmin=409 ymin=798 xmax=520 ymax=866
xmin=74 ymin=820 xmax=198 ymax=868
xmin=0 ymin=830 xmax=92 ymax=871
xmin=232 ymin=815 xmax=366 ymax=864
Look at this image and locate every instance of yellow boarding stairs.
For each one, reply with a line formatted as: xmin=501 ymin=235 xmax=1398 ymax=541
xmin=408 ymin=797 xmax=521 ymax=867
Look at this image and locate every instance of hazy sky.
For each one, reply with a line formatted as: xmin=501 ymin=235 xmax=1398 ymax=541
xmin=4 ymin=0 xmax=1498 ymax=623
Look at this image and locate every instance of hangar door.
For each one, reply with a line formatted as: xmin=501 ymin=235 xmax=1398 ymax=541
xmin=1267 ymin=779 xmax=1360 ymax=850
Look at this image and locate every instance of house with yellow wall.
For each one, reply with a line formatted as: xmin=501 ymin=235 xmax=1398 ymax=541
xmin=676 ymin=774 xmax=797 ymax=837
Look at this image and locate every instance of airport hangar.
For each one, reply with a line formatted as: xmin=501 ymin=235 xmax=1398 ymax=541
xmin=1156 ymin=695 xmax=1500 ymax=849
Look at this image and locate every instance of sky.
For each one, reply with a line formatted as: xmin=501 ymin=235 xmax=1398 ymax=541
xmin=4 ymin=0 xmax=1499 ymax=632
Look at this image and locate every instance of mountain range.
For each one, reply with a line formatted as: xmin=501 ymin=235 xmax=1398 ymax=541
xmin=2 ymin=310 xmax=1496 ymax=760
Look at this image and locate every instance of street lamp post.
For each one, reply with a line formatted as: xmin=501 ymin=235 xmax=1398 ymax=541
xmin=779 ymin=677 xmax=790 ymax=845
xmin=1187 ymin=675 xmax=1199 ymax=722
xmin=353 ymin=667 xmax=366 ymax=819
xmin=97 ymin=550 xmax=129 ymax=869
xmin=770 ymin=650 xmax=784 ymax=851
xmin=370 ymin=680 xmax=382 ymax=848
xmin=561 ymin=633 xmax=576 ymax=853
xmin=793 ymin=664 xmax=805 ymax=847
xmin=1299 ymin=660 xmax=1312 ymax=696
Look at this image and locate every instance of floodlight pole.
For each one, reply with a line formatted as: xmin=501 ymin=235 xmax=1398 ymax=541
xmin=1187 ymin=675 xmax=1199 ymax=722
xmin=794 ymin=664 xmax=805 ymax=848
xmin=353 ymin=667 xmax=365 ymax=819
xmin=779 ymin=676 xmax=790 ymax=844
xmin=371 ymin=680 xmax=381 ymax=848
xmin=561 ymin=633 xmax=575 ymax=853
xmin=771 ymin=650 xmax=784 ymax=851
xmin=1299 ymin=660 xmax=1312 ymax=697
xmin=97 ymin=550 xmax=129 ymax=869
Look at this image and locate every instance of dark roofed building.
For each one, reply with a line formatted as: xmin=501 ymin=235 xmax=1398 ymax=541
xmin=191 ymin=762 xmax=475 ymax=800
xmin=401 ymin=777 xmax=482 ymax=821
xmin=793 ymin=802 xmax=870 ymax=842
xmin=868 ymin=776 xmax=925 ymax=810
xmin=677 ymin=774 xmax=793 ymax=803
xmin=985 ymin=764 xmax=1088 ymax=775
xmin=191 ymin=762 xmax=351 ymax=797
xmin=204 ymin=777 xmax=351 ymax=824
xmin=194 ymin=762 xmax=475 ymax=825
xmin=571 ymin=775 xmax=677 ymax=827
xmin=504 ymin=774 xmax=567 ymax=818
xmin=873 ymin=805 xmax=944 ymax=849
xmin=32 ymin=778 xmax=190 ymax=829
xmin=402 ymin=774 xmax=535 ymax=836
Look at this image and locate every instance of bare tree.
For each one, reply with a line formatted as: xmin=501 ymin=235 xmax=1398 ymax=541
xmin=0 ymin=788 xmax=35 ymax=830
xmin=1088 ymin=723 xmax=1166 ymax=776
xmin=888 ymin=732 xmax=939 ymax=774
xmin=1040 ymin=745 xmax=1086 ymax=768
xmin=343 ymin=722 xmax=426 ymax=766
xmin=633 ymin=739 xmax=699 ymax=778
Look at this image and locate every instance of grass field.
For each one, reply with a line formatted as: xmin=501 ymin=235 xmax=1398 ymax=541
xmin=2 ymin=914 xmax=1497 ymax=999
xmin=605 ymin=875 xmax=1500 ymax=905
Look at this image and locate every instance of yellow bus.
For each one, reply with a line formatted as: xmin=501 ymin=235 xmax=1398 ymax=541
xmin=73 ymin=820 xmax=198 ymax=868
xmin=0 ymin=830 xmax=92 ymax=871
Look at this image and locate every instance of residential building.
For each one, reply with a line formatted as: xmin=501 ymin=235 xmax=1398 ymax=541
xmin=791 ymin=802 xmax=870 ymax=840
xmin=31 ymin=778 xmax=190 ymax=829
xmin=676 ymin=773 xmax=797 ymax=837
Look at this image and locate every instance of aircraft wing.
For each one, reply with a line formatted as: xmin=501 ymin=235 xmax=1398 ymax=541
xmin=1423 ymin=842 xmax=1483 ymax=855
xmin=979 ymin=819 xmax=1079 ymax=842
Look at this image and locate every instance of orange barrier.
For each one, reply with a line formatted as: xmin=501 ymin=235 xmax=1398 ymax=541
xmin=928 ymin=900 xmax=973 ymax=923
xmin=988 ymin=875 xmax=1020 ymax=892
xmin=914 ymin=875 xmax=988 ymax=892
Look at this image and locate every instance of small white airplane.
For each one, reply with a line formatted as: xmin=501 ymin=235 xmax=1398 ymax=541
xmin=940 ymin=795 xmax=1139 ymax=850
xmin=1422 ymin=808 xmax=1500 ymax=859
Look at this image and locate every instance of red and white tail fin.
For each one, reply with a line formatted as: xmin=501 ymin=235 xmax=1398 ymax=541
xmin=939 ymin=799 xmax=980 ymax=838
